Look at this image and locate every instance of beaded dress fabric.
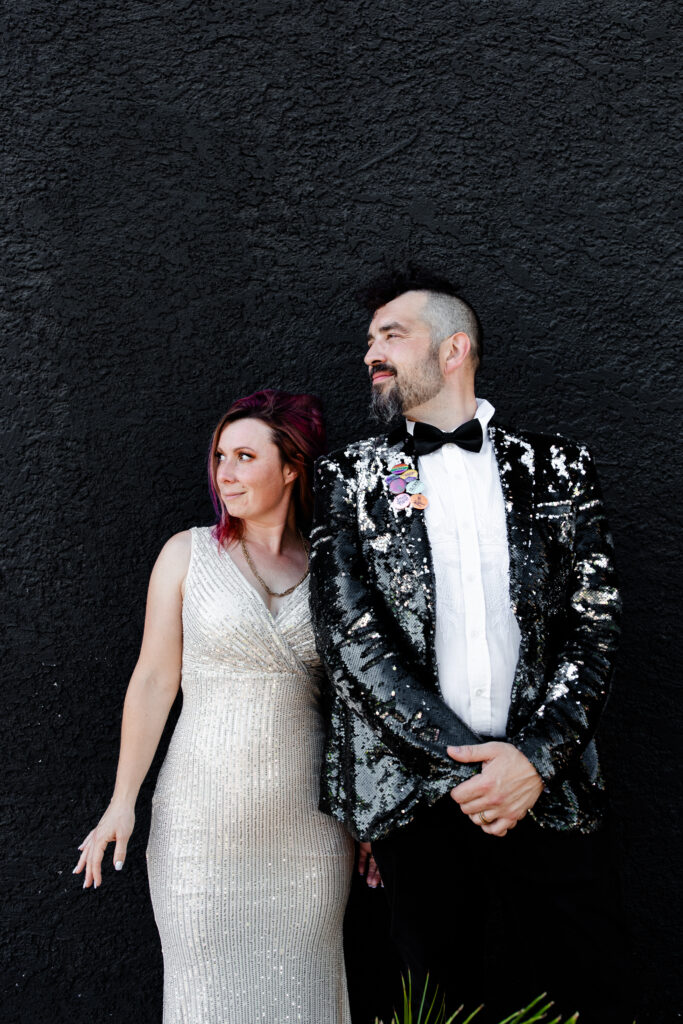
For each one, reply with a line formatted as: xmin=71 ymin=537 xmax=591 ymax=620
xmin=147 ymin=527 xmax=354 ymax=1024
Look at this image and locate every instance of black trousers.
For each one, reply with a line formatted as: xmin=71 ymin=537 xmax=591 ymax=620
xmin=372 ymin=795 xmax=633 ymax=1024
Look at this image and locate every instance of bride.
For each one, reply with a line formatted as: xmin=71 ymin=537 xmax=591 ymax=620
xmin=74 ymin=389 xmax=355 ymax=1023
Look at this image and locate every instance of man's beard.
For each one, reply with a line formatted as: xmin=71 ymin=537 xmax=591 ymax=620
xmin=369 ymin=357 xmax=443 ymax=425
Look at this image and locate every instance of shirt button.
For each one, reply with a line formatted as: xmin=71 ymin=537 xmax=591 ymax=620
xmin=444 ymin=443 xmax=455 ymax=450
xmin=474 ymin=688 xmax=485 ymax=698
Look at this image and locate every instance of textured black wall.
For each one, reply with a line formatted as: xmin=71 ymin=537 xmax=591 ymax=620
xmin=3 ymin=2 xmax=680 ymax=1021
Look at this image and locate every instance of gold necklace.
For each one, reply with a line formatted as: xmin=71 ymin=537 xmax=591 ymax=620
xmin=240 ymin=530 xmax=309 ymax=598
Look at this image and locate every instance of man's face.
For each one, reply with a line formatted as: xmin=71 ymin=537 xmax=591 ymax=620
xmin=364 ymin=291 xmax=444 ymax=423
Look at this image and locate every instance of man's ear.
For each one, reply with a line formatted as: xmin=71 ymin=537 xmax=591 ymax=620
xmin=442 ymin=331 xmax=472 ymax=375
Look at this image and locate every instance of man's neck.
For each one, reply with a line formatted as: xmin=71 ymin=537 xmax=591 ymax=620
xmin=405 ymin=391 xmax=478 ymax=432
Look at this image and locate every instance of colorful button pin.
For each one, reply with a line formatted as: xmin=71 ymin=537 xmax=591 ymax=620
xmin=406 ymin=480 xmax=424 ymax=494
xmin=400 ymin=469 xmax=418 ymax=480
xmin=389 ymin=478 xmax=407 ymax=494
xmin=410 ymin=493 xmax=429 ymax=509
xmin=389 ymin=462 xmax=410 ymax=473
xmin=392 ymin=493 xmax=411 ymax=509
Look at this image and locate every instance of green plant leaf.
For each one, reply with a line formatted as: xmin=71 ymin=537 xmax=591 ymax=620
xmin=459 ymin=1005 xmax=483 ymax=1024
xmin=388 ymin=975 xmax=584 ymax=1024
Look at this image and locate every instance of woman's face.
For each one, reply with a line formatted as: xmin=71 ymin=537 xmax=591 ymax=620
xmin=214 ymin=418 xmax=297 ymax=524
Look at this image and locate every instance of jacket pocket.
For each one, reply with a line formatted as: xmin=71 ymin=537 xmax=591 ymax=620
xmin=534 ymin=501 xmax=575 ymax=549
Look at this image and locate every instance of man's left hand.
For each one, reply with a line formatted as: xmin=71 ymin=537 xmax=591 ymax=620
xmin=447 ymin=742 xmax=544 ymax=837
xmin=358 ymin=841 xmax=382 ymax=888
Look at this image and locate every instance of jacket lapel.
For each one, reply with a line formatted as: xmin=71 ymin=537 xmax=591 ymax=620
xmin=368 ymin=427 xmax=438 ymax=681
xmin=489 ymin=424 xmax=537 ymax=617
xmin=366 ymin=423 xmax=537 ymax=695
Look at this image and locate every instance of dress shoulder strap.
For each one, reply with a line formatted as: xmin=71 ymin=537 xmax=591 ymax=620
xmin=184 ymin=526 xmax=220 ymax=591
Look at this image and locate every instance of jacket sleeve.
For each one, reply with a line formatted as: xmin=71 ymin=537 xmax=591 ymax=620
xmin=512 ymin=444 xmax=622 ymax=784
xmin=310 ymin=454 xmax=481 ymax=781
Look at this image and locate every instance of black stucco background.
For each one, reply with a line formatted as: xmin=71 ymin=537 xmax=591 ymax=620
xmin=2 ymin=2 xmax=681 ymax=1021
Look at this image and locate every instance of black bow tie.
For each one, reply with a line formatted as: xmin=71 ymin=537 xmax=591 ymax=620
xmin=411 ymin=418 xmax=484 ymax=456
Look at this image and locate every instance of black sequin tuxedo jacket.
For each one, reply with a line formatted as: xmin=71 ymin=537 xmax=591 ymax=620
xmin=310 ymin=423 xmax=621 ymax=842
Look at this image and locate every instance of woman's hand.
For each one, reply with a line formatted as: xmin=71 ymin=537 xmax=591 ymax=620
xmin=358 ymin=841 xmax=382 ymax=888
xmin=73 ymin=802 xmax=135 ymax=889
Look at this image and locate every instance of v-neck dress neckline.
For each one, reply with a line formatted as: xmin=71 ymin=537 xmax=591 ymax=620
xmin=223 ymin=547 xmax=308 ymax=627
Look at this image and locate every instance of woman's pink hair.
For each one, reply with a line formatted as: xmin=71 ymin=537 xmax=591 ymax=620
xmin=208 ymin=389 xmax=327 ymax=548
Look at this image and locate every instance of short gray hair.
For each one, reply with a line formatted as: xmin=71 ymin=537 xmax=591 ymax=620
xmin=421 ymin=291 xmax=481 ymax=370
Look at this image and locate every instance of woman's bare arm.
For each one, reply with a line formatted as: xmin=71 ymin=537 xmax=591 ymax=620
xmin=73 ymin=531 xmax=191 ymax=889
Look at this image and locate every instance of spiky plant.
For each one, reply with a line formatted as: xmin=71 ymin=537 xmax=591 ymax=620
xmin=373 ymin=974 xmax=579 ymax=1024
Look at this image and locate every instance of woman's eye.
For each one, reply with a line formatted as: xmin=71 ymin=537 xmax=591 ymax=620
xmin=215 ymin=452 xmax=225 ymax=462
xmin=238 ymin=452 xmax=253 ymax=461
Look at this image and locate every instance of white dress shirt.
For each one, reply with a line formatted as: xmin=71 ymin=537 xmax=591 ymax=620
xmin=407 ymin=399 xmax=520 ymax=737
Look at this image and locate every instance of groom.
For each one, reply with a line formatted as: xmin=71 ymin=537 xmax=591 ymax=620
xmin=311 ymin=267 xmax=631 ymax=1023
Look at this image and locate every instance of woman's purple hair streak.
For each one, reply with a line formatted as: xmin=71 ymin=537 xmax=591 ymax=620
xmin=208 ymin=389 xmax=327 ymax=548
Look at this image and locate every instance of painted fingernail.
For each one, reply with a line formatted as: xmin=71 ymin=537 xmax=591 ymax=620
xmin=115 ymin=861 xmax=123 ymax=871
xmin=82 ymin=880 xmax=87 ymax=888
xmin=93 ymin=881 xmax=98 ymax=889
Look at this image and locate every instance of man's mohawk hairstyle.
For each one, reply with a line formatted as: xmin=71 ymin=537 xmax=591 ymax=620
xmin=357 ymin=262 xmax=465 ymax=315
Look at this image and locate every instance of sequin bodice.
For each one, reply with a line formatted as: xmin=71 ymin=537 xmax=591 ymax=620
xmin=181 ymin=526 xmax=320 ymax=678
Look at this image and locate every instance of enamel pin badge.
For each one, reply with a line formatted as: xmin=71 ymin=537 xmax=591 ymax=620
xmin=385 ymin=456 xmax=429 ymax=513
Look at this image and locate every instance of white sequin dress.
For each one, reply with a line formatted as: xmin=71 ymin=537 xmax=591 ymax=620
xmin=147 ymin=527 xmax=354 ymax=1024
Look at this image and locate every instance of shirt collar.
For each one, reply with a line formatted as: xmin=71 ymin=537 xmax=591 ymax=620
xmin=405 ymin=397 xmax=495 ymax=436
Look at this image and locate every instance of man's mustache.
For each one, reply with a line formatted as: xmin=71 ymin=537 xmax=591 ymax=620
xmin=369 ymin=363 xmax=397 ymax=380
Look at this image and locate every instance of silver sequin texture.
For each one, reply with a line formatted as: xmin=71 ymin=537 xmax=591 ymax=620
xmin=147 ymin=527 xmax=354 ymax=1024
xmin=310 ymin=426 xmax=621 ymax=840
